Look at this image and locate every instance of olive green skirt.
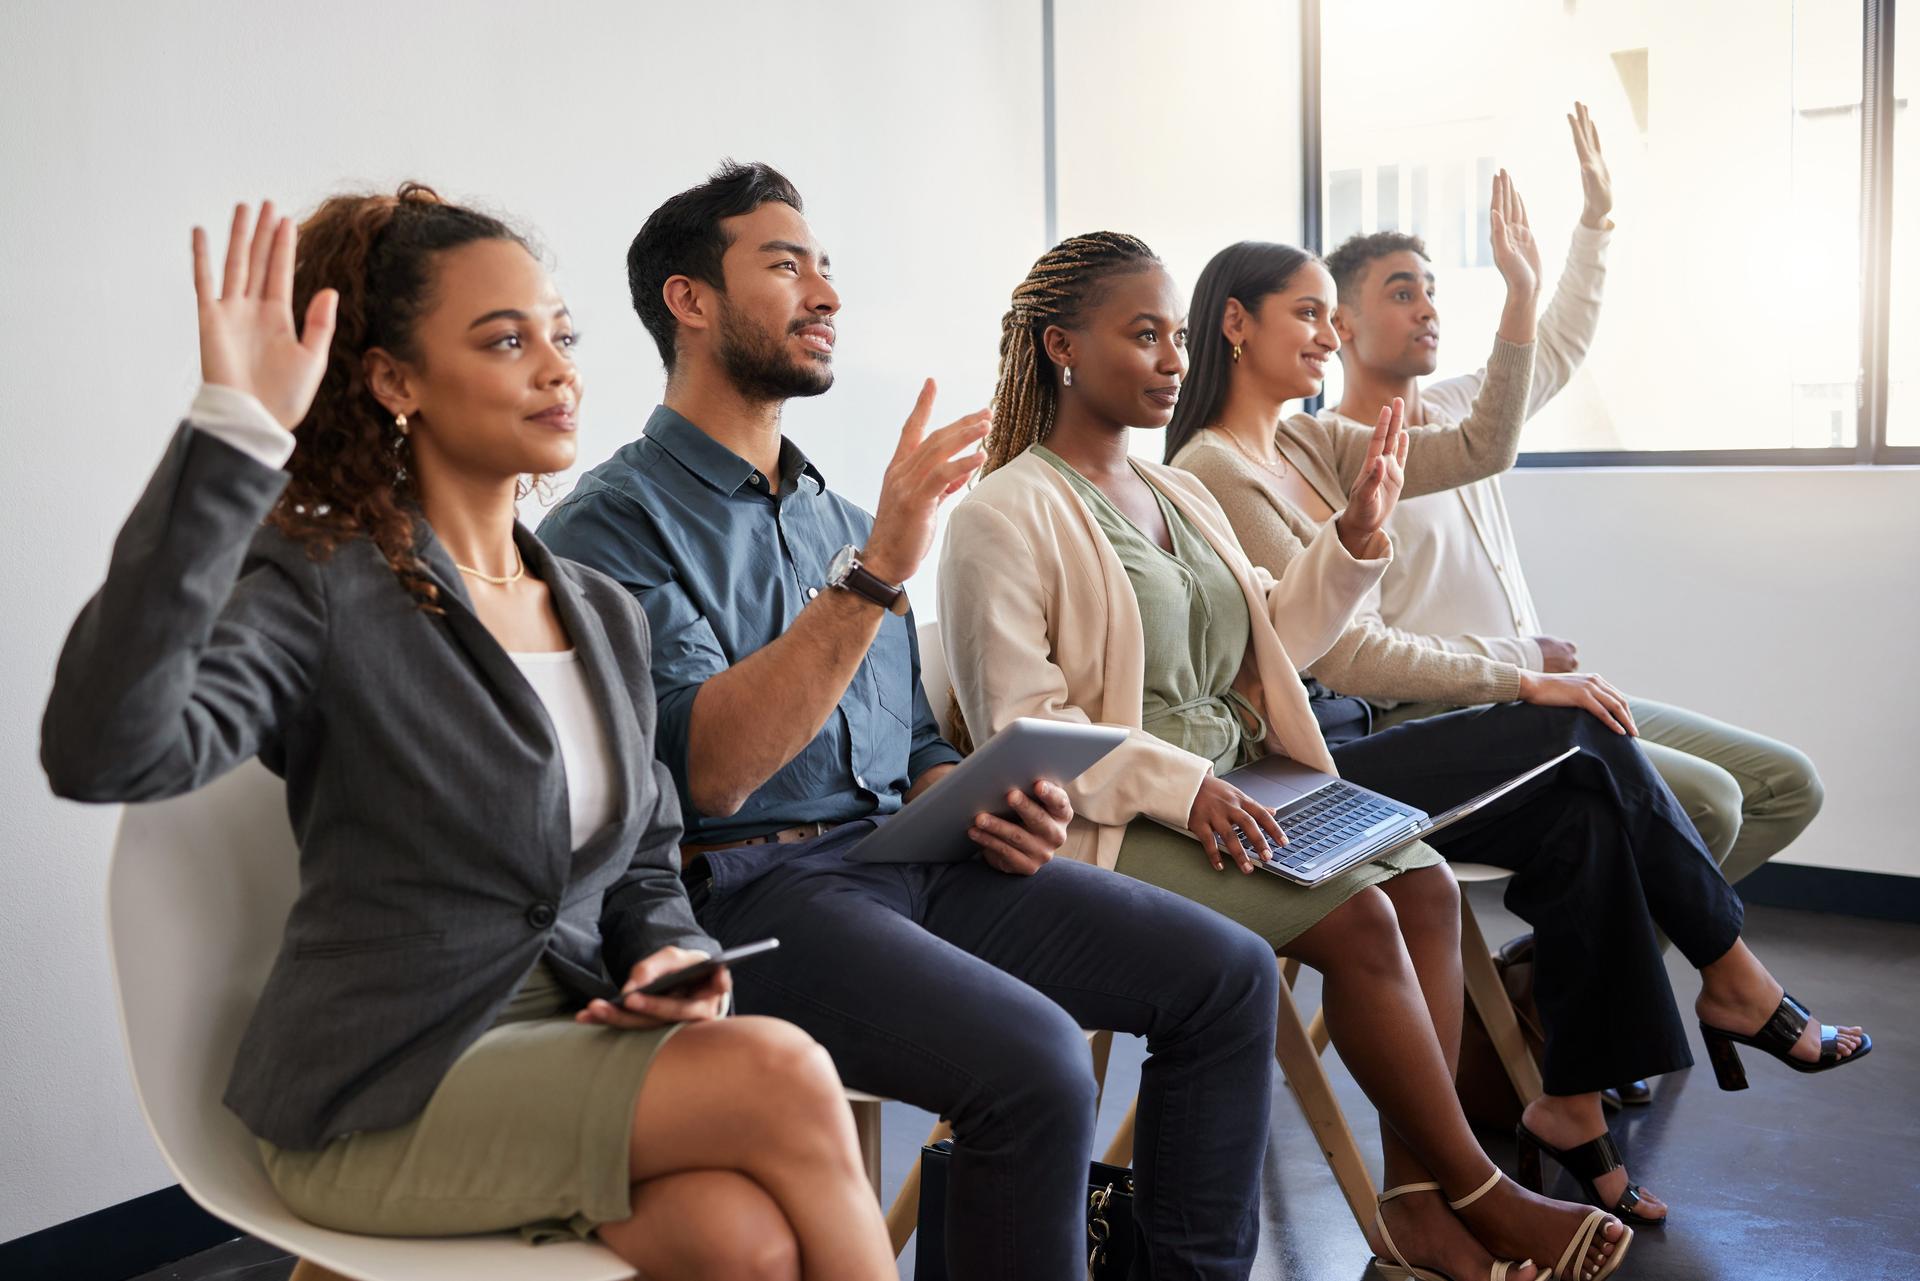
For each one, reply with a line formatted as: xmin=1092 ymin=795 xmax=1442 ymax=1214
xmin=1114 ymin=821 xmax=1444 ymax=950
xmin=258 ymin=962 xmax=679 ymax=1243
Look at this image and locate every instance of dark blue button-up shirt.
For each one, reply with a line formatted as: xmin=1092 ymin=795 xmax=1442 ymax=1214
xmin=537 ymin=405 xmax=961 ymax=845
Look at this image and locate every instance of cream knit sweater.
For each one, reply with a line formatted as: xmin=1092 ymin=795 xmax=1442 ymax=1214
xmin=1171 ymin=337 xmax=1535 ymax=705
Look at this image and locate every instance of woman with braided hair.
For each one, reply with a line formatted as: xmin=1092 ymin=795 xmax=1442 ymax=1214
xmin=938 ymin=234 xmax=1634 ymax=1281
xmin=41 ymin=190 xmax=896 ymax=1279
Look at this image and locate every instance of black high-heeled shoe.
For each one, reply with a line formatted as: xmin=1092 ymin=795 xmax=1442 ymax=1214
xmin=1515 ymin=1122 xmax=1665 ymax=1228
xmin=1698 ymin=992 xmax=1871 ymax=1091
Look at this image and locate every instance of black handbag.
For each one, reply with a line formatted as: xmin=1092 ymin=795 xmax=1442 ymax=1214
xmin=913 ymin=1139 xmax=1141 ymax=1280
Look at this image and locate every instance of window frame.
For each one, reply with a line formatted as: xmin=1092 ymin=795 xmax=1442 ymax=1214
xmin=1299 ymin=0 xmax=1920 ymax=467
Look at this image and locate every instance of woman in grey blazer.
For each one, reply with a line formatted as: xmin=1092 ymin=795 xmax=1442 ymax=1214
xmin=42 ymin=190 xmax=896 ymax=1278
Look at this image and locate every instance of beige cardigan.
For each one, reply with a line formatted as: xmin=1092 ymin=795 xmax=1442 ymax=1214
xmin=936 ymin=450 xmax=1389 ymax=870
xmin=1170 ymin=337 xmax=1536 ymax=706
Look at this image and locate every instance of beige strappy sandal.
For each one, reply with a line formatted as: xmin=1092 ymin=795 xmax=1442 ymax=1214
xmin=1415 ymin=1170 xmax=1634 ymax=1281
xmin=1372 ymin=1178 xmax=1528 ymax=1281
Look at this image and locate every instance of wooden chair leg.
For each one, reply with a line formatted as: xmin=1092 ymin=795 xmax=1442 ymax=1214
xmin=289 ymin=1263 xmax=353 ymax=1281
xmin=1459 ymin=898 xmax=1544 ymax=1103
xmin=849 ymin=1096 xmax=885 ymax=1198
xmin=1273 ymin=961 xmax=1377 ymax=1239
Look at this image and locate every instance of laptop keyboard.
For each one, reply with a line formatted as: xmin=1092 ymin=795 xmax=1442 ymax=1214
xmin=1237 ymin=779 xmax=1414 ymax=875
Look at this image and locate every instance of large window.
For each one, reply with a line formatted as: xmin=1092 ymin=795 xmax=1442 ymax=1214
xmin=1313 ymin=0 xmax=1913 ymax=464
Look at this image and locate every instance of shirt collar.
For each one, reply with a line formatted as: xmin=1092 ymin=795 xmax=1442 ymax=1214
xmin=642 ymin=404 xmax=826 ymax=498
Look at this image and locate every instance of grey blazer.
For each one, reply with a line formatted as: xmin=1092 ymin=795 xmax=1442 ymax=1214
xmin=43 ymin=425 xmax=719 ymax=1150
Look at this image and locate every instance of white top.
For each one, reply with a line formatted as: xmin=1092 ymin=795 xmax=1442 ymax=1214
xmin=511 ymin=650 xmax=619 ymax=850
xmin=181 ymin=386 xmax=623 ymax=854
xmin=1321 ymin=223 xmax=1612 ymax=674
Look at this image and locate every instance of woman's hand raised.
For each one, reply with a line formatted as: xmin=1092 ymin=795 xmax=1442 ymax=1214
xmin=192 ymin=201 xmax=337 ymax=429
xmin=1334 ymin=396 xmax=1408 ymax=558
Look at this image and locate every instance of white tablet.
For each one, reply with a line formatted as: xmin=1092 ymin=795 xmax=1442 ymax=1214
xmin=845 ymin=717 xmax=1129 ymax=864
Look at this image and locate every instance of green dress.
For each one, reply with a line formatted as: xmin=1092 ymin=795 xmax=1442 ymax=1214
xmin=1036 ymin=447 xmax=1440 ymax=949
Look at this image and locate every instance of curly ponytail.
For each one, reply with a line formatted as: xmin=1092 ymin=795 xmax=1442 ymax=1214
xmin=273 ymin=182 xmax=527 ymax=608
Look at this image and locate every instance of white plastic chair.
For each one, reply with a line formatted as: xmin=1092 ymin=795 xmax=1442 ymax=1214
xmin=107 ymin=760 xmax=897 ymax=1279
xmin=106 ymin=758 xmax=640 ymax=1279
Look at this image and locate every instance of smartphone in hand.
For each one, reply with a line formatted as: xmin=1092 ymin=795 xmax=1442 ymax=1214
xmin=630 ymin=938 xmax=781 ymax=998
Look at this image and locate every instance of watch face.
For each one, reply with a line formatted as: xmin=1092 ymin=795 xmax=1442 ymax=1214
xmin=827 ymin=544 xmax=857 ymax=584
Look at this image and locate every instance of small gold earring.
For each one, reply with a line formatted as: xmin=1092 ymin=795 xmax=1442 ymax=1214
xmin=1063 ymin=366 xmax=1074 ymax=387
xmin=1231 ymin=343 xmax=1242 ymax=363
xmin=395 ymin=412 xmax=410 ymax=436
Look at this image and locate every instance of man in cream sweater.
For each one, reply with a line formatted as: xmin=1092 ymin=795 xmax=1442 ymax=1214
xmin=1322 ymin=104 xmax=1823 ymax=903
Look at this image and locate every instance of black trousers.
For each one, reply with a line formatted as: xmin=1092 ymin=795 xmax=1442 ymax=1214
xmin=1330 ymin=702 xmax=1746 ymax=1094
xmin=695 ymin=825 xmax=1280 ymax=1281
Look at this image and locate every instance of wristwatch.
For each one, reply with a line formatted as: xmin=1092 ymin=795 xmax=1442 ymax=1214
xmin=826 ymin=545 xmax=910 ymax=615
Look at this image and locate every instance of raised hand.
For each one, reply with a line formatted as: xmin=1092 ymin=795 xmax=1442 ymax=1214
xmin=192 ymin=201 xmax=337 ymax=430
xmin=1335 ymin=396 xmax=1409 ymax=556
xmin=861 ymin=379 xmax=990 ymax=583
xmin=1489 ymin=169 xmax=1541 ymax=299
xmin=1568 ymin=101 xmax=1613 ymax=229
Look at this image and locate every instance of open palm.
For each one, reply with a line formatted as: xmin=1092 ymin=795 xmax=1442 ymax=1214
xmin=1488 ymin=169 xmax=1540 ymax=298
xmin=1340 ymin=397 xmax=1410 ymax=540
xmin=192 ymin=201 xmax=337 ymax=430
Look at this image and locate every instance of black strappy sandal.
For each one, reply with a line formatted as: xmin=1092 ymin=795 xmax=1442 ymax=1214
xmin=1699 ymin=992 xmax=1871 ymax=1091
xmin=1515 ymin=1123 xmax=1666 ymax=1228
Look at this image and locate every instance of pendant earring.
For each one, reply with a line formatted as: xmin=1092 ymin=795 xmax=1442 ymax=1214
xmin=1063 ymin=366 xmax=1074 ymax=387
xmin=1231 ymin=343 xmax=1242 ymax=363
xmin=395 ymin=412 xmax=410 ymax=436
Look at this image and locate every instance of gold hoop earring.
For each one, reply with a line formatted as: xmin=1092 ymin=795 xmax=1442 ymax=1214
xmin=1063 ymin=366 xmax=1074 ymax=387
xmin=1231 ymin=344 xmax=1242 ymax=363
xmin=395 ymin=412 xmax=410 ymax=436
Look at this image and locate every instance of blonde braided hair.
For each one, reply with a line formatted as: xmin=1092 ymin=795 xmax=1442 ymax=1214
xmin=945 ymin=231 xmax=1161 ymax=751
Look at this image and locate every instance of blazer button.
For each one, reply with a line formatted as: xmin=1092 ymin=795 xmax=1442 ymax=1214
xmin=526 ymin=902 xmax=557 ymax=930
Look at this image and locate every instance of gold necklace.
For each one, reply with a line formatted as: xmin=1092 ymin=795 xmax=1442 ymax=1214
xmin=1220 ymin=426 xmax=1289 ymax=477
xmin=454 ymin=544 xmax=526 ymax=586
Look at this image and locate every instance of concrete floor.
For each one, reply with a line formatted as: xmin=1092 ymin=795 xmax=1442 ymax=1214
xmin=140 ymin=892 xmax=1920 ymax=1281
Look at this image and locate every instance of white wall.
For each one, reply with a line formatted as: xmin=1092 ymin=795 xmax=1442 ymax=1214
xmin=1506 ymin=467 xmax=1920 ymax=879
xmin=0 ymin=0 xmax=1042 ymax=1239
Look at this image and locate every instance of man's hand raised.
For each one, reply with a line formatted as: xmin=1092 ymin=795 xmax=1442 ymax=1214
xmin=1568 ymin=101 xmax=1613 ymax=230
xmin=862 ymin=380 xmax=989 ymax=584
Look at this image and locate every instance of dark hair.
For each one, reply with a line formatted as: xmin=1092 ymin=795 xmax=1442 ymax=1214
xmin=976 ymin=231 xmax=1162 ymax=481
xmin=941 ymin=230 xmax=1160 ymax=753
xmin=1162 ymin=240 xmax=1317 ymax=463
xmin=626 ymin=160 xmax=804 ymax=374
xmin=1322 ymin=230 xmax=1429 ymax=304
xmin=277 ymin=182 xmax=528 ymax=608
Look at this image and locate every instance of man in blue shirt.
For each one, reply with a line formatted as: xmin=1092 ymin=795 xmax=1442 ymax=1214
xmin=540 ymin=162 xmax=1280 ymax=1280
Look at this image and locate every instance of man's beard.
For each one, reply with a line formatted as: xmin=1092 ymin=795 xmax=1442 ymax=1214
xmin=715 ymin=299 xmax=834 ymax=402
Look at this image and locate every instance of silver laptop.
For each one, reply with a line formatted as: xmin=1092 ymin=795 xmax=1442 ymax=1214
xmin=1212 ymin=747 xmax=1581 ymax=886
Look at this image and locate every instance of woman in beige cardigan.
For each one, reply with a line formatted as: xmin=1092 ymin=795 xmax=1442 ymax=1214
xmin=939 ymin=232 xmax=1629 ymax=1281
xmin=1160 ymin=234 xmax=1870 ymax=1229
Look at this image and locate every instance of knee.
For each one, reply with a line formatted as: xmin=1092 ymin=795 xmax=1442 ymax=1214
xmin=727 ymin=1017 xmax=850 ymax=1132
xmin=709 ymin=1228 xmax=800 ymax=1281
xmin=1404 ymin=861 xmax=1461 ymax=920
xmin=1317 ymin=886 xmax=1409 ymax=975
xmin=1774 ymin=747 xmax=1825 ymax=821
xmin=686 ymin=1187 xmax=801 ymax=1281
xmin=974 ymin=1009 xmax=1099 ymax=1136
xmin=1326 ymin=885 xmax=1402 ymax=948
